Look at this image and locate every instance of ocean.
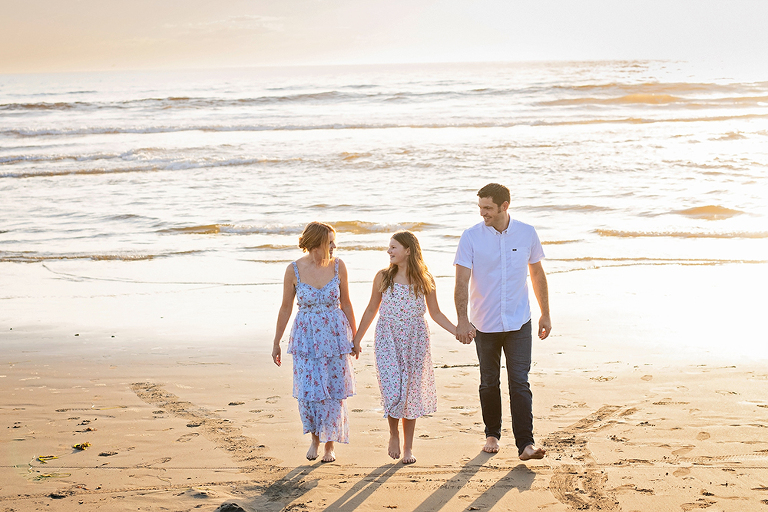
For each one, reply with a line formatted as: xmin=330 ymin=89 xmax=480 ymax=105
xmin=1 ymin=60 xmax=767 ymax=334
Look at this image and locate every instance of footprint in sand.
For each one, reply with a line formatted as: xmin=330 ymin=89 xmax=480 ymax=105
xmin=641 ymin=375 xmax=653 ymax=381
xmin=177 ymin=432 xmax=200 ymax=443
xmin=672 ymin=445 xmax=695 ymax=456
xmin=673 ymin=467 xmax=691 ymax=477
xmin=265 ymin=396 xmax=279 ymax=404
xmin=137 ymin=457 xmax=172 ymax=468
xmin=696 ymin=432 xmax=711 ymax=441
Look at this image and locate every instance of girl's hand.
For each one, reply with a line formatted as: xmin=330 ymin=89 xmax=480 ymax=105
xmin=352 ymin=340 xmax=362 ymax=359
xmin=272 ymin=344 xmax=282 ymax=366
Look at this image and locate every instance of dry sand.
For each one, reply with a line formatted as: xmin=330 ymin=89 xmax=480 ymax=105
xmin=2 ymin=263 xmax=768 ymax=511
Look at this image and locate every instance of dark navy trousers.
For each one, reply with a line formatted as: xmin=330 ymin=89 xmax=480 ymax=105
xmin=474 ymin=320 xmax=534 ymax=455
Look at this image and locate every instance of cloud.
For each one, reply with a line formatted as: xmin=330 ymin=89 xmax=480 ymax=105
xmin=166 ymin=15 xmax=284 ymax=36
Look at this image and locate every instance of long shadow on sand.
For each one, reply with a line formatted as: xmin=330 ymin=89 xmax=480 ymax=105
xmin=458 ymin=464 xmax=536 ymax=511
xmin=259 ymin=464 xmax=323 ymax=504
xmin=411 ymin=452 xmax=533 ymax=512
xmin=324 ymin=463 xmax=404 ymax=511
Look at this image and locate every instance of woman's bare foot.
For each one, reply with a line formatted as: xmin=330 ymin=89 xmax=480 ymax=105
xmin=388 ymin=434 xmax=401 ymax=460
xmin=306 ymin=434 xmax=320 ymax=460
xmin=402 ymin=448 xmax=416 ymax=464
xmin=321 ymin=441 xmax=335 ymax=462
xmin=519 ymin=444 xmax=546 ymax=461
xmin=482 ymin=436 xmax=500 ymax=453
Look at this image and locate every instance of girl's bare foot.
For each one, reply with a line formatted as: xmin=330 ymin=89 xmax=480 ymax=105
xmin=306 ymin=434 xmax=320 ymax=460
xmin=322 ymin=441 xmax=335 ymax=462
xmin=401 ymin=418 xmax=416 ymax=463
xmin=388 ymin=434 xmax=401 ymax=459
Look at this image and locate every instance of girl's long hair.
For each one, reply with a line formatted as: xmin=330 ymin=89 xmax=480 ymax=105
xmin=379 ymin=230 xmax=434 ymax=297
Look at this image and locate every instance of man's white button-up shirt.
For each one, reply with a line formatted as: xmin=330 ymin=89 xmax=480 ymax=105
xmin=453 ymin=219 xmax=545 ymax=333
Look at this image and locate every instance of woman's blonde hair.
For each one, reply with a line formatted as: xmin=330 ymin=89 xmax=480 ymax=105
xmin=379 ymin=230 xmax=434 ymax=297
xmin=298 ymin=222 xmax=335 ymax=262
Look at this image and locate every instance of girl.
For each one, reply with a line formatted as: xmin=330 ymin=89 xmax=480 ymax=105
xmin=272 ymin=222 xmax=356 ymax=463
xmin=352 ymin=230 xmax=456 ymax=464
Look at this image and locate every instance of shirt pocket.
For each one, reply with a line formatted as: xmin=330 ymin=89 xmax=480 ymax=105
xmin=508 ymin=245 xmax=530 ymax=274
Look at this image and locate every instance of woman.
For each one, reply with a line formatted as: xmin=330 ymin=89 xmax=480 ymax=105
xmin=352 ymin=230 xmax=456 ymax=464
xmin=272 ymin=222 xmax=356 ymax=462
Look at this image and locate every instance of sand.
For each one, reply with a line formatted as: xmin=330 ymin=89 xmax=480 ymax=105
xmin=2 ymin=263 xmax=768 ymax=511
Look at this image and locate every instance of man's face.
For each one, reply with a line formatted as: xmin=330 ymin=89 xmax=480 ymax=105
xmin=478 ymin=196 xmax=507 ymax=226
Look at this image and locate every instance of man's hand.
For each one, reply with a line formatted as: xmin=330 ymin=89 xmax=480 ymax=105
xmin=456 ymin=318 xmax=475 ymax=344
xmin=538 ymin=315 xmax=551 ymax=340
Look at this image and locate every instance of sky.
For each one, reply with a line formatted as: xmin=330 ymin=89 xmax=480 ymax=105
xmin=1 ymin=0 xmax=767 ymax=74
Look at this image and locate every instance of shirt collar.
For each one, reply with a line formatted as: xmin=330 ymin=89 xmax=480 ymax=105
xmin=483 ymin=218 xmax=514 ymax=235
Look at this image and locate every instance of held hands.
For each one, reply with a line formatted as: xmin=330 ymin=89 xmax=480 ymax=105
xmin=272 ymin=343 xmax=282 ymax=366
xmin=351 ymin=339 xmax=362 ymax=359
xmin=455 ymin=318 xmax=476 ymax=345
xmin=538 ymin=315 xmax=552 ymax=340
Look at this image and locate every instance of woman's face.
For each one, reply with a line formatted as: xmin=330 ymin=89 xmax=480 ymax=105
xmin=328 ymin=232 xmax=336 ymax=258
xmin=387 ymin=238 xmax=409 ymax=265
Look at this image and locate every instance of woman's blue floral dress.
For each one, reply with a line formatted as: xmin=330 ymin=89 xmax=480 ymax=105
xmin=287 ymin=258 xmax=355 ymax=443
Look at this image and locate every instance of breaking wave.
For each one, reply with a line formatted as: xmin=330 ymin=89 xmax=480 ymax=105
xmin=0 ymin=156 xmax=292 ymax=179
xmin=331 ymin=221 xmax=438 ymax=234
xmin=160 ymin=221 xmax=438 ymax=236
xmin=0 ymin=250 xmax=203 ymax=263
xmin=675 ymin=206 xmax=744 ymax=220
xmin=596 ymin=229 xmax=768 ymax=239
xmin=5 ymin=111 xmax=767 ymax=140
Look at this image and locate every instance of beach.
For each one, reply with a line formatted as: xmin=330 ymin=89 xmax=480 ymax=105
xmin=2 ymin=60 xmax=768 ymax=510
xmin=3 ymin=262 xmax=768 ymax=511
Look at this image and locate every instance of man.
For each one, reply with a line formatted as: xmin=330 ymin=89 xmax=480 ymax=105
xmin=454 ymin=183 xmax=551 ymax=460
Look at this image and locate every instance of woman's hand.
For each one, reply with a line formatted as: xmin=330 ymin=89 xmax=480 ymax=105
xmin=272 ymin=344 xmax=282 ymax=366
xmin=352 ymin=339 xmax=362 ymax=359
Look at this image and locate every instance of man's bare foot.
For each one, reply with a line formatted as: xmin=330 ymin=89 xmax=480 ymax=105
xmin=388 ymin=434 xmax=401 ymax=460
xmin=482 ymin=436 xmax=500 ymax=453
xmin=519 ymin=444 xmax=546 ymax=461
xmin=402 ymin=448 xmax=416 ymax=464
xmin=306 ymin=436 xmax=320 ymax=461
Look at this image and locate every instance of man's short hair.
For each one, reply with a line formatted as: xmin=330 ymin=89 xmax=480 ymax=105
xmin=477 ymin=183 xmax=510 ymax=207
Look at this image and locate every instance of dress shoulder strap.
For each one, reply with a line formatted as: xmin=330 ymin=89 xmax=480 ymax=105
xmin=334 ymin=258 xmax=340 ymax=276
xmin=292 ymin=261 xmax=301 ymax=283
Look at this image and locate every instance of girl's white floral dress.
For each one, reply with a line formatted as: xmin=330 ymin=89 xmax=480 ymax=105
xmin=374 ymin=283 xmax=437 ymax=419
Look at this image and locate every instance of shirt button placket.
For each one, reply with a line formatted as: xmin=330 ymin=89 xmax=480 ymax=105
xmin=500 ymin=231 xmax=507 ymax=332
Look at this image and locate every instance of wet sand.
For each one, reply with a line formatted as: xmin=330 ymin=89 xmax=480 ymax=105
xmin=2 ymin=263 xmax=768 ymax=511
